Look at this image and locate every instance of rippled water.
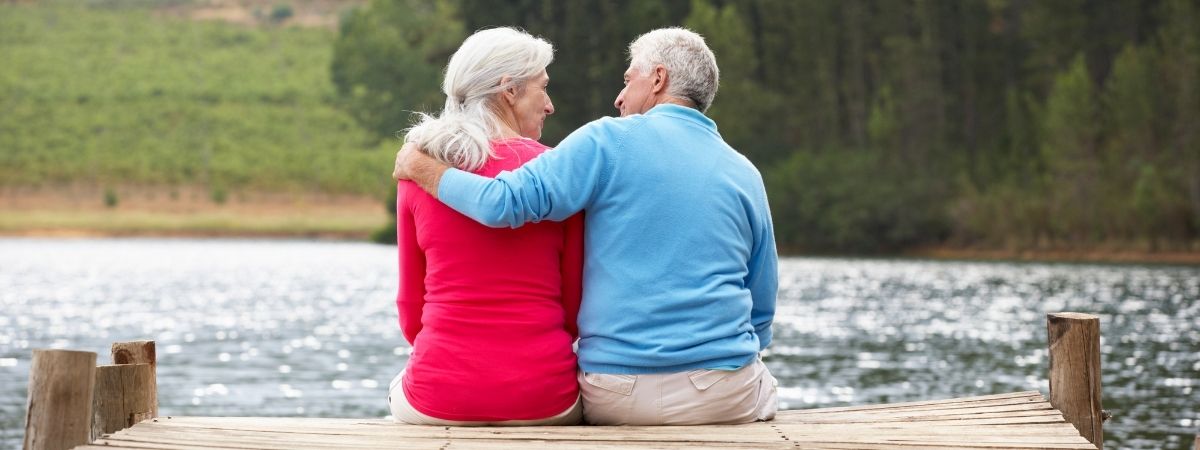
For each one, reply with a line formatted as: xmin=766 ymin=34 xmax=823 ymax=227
xmin=0 ymin=238 xmax=1196 ymax=449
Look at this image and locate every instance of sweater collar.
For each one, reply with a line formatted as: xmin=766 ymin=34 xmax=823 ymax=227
xmin=644 ymin=103 xmax=717 ymax=131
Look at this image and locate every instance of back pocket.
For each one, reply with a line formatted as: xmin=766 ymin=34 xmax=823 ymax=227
xmin=582 ymin=373 xmax=637 ymax=396
xmin=686 ymin=369 xmax=733 ymax=391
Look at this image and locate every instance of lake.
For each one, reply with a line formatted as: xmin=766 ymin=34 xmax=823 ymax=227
xmin=0 ymin=238 xmax=1196 ymax=449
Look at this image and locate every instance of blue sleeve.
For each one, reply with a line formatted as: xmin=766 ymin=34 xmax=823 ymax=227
xmin=436 ymin=121 xmax=612 ymax=228
xmin=747 ymin=189 xmax=778 ymax=351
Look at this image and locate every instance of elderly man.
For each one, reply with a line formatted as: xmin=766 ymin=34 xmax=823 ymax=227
xmin=393 ymin=27 xmax=778 ymax=426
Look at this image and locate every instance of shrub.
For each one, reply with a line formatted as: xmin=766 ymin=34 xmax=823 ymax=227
xmin=270 ymin=4 xmax=293 ymax=23
xmin=103 ymin=187 xmax=119 ymax=208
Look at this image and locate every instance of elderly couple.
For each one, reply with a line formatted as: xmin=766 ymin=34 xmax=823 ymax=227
xmin=388 ymin=26 xmax=779 ymax=427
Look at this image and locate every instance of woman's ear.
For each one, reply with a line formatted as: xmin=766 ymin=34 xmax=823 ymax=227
xmin=500 ymin=76 xmax=518 ymax=106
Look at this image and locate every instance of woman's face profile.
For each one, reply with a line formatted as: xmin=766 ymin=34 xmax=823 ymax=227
xmin=510 ymin=70 xmax=555 ymax=140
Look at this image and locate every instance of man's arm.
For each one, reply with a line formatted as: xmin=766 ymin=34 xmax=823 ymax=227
xmin=393 ymin=143 xmax=448 ymax=198
xmin=746 ymin=192 xmax=779 ymax=351
xmin=395 ymin=122 xmax=611 ymax=228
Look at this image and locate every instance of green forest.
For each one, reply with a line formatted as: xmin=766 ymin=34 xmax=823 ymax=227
xmin=3 ymin=0 xmax=1198 ymax=254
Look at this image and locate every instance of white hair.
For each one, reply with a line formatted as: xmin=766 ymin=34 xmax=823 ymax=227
xmin=628 ymin=27 xmax=720 ymax=112
xmin=405 ymin=28 xmax=553 ymax=172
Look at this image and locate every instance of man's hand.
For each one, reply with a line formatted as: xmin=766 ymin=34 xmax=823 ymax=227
xmin=393 ymin=142 xmax=421 ymax=181
xmin=392 ymin=142 xmax=450 ymax=198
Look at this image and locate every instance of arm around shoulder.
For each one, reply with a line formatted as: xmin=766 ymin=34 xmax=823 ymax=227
xmin=393 ymin=143 xmax=450 ymax=198
xmin=436 ymin=119 xmax=618 ymax=228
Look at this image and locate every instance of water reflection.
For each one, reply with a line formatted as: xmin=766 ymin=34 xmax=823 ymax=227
xmin=0 ymin=238 xmax=402 ymax=445
xmin=769 ymin=258 xmax=1200 ymax=449
xmin=0 ymin=239 xmax=1196 ymax=449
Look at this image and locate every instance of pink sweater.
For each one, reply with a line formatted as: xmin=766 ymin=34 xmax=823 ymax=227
xmin=395 ymin=138 xmax=583 ymax=421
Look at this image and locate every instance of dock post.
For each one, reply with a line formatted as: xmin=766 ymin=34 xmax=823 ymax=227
xmin=92 ymin=341 xmax=157 ymax=441
xmin=23 ymin=349 xmax=97 ymax=450
xmin=91 ymin=364 xmax=155 ymax=441
xmin=1046 ymin=312 xmax=1104 ymax=449
xmin=111 ymin=340 xmax=157 ymax=417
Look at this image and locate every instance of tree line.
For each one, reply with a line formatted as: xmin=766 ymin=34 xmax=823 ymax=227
xmin=333 ymin=0 xmax=1200 ymax=253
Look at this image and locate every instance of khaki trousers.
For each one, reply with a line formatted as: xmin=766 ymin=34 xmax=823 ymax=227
xmin=388 ymin=371 xmax=584 ymax=426
xmin=578 ymin=357 xmax=778 ymax=425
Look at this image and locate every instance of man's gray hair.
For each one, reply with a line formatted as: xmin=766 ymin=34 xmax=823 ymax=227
xmin=628 ymin=27 xmax=719 ymax=112
xmin=405 ymin=28 xmax=553 ymax=172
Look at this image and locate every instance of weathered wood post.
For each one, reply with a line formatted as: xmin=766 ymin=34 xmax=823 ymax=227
xmin=24 ymin=349 xmax=97 ymax=450
xmin=92 ymin=341 xmax=157 ymax=441
xmin=91 ymin=364 xmax=155 ymax=440
xmin=111 ymin=340 xmax=157 ymax=417
xmin=1047 ymin=312 xmax=1104 ymax=449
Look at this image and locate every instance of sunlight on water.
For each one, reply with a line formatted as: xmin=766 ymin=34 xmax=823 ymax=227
xmin=769 ymin=258 xmax=1200 ymax=449
xmin=0 ymin=238 xmax=402 ymax=446
xmin=0 ymin=239 xmax=1197 ymax=449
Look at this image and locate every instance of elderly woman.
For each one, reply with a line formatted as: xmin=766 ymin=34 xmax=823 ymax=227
xmin=389 ymin=27 xmax=583 ymax=426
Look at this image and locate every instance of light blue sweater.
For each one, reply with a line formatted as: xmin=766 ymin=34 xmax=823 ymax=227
xmin=438 ymin=104 xmax=778 ymax=374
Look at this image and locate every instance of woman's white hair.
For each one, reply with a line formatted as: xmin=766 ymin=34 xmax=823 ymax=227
xmin=404 ymin=28 xmax=553 ymax=172
xmin=628 ymin=27 xmax=720 ymax=113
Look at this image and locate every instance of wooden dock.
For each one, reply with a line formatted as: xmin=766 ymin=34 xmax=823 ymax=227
xmin=24 ymin=313 xmax=1117 ymax=450
xmin=74 ymin=391 xmax=1098 ymax=449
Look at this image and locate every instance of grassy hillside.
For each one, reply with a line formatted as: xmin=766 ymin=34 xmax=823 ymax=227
xmin=0 ymin=1 xmax=394 ymax=199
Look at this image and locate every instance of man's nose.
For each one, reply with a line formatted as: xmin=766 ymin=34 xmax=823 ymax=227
xmin=613 ymin=93 xmax=624 ymax=111
xmin=545 ymin=98 xmax=555 ymax=115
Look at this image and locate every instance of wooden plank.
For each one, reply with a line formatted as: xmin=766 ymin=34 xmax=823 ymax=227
xmin=115 ymin=422 xmax=786 ymax=444
xmin=782 ymin=393 xmax=1046 ymax=416
xmin=779 ymin=431 xmax=1090 ymax=444
xmin=134 ymin=417 xmax=780 ymax=435
xmin=137 ymin=424 xmax=1083 ymax=441
xmin=780 ymin=395 xmax=1050 ymax=417
xmin=790 ymin=443 xmax=1095 ymax=450
xmin=778 ymin=429 xmax=1083 ymax=439
xmin=773 ymin=423 xmax=1087 ymax=436
xmin=780 ymin=391 xmax=1044 ymax=414
xmin=783 ymin=407 xmax=1061 ymax=424
xmin=775 ymin=412 xmax=1068 ymax=425
xmin=782 ymin=415 xmax=1070 ymax=426
xmin=95 ymin=435 xmax=1081 ymax=450
xmin=122 ymin=419 xmax=1091 ymax=440
xmin=783 ymin=436 xmax=1092 ymax=446
xmin=784 ymin=439 xmax=1095 ymax=448
xmin=775 ymin=424 xmax=1089 ymax=436
xmin=96 ymin=436 xmax=792 ymax=450
xmin=98 ymin=432 xmax=443 ymax=450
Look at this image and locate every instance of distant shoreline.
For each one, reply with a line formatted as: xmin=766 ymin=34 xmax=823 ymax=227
xmin=3 ymin=187 xmax=1196 ymax=264
xmin=0 ymin=227 xmax=372 ymax=240
xmin=0 ymin=187 xmax=389 ymax=241
xmin=904 ymin=247 xmax=1200 ymax=266
xmin=4 ymin=218 xmax=1197 ymax=265
xmin=0 ymin=209 xmax=385 ymax=241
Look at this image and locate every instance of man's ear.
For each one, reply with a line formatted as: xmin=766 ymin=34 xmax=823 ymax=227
xmin=500 ymin=75 xmax=517 ymax=105
xmin=651 ymin=65 xmax=669 ymax=95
